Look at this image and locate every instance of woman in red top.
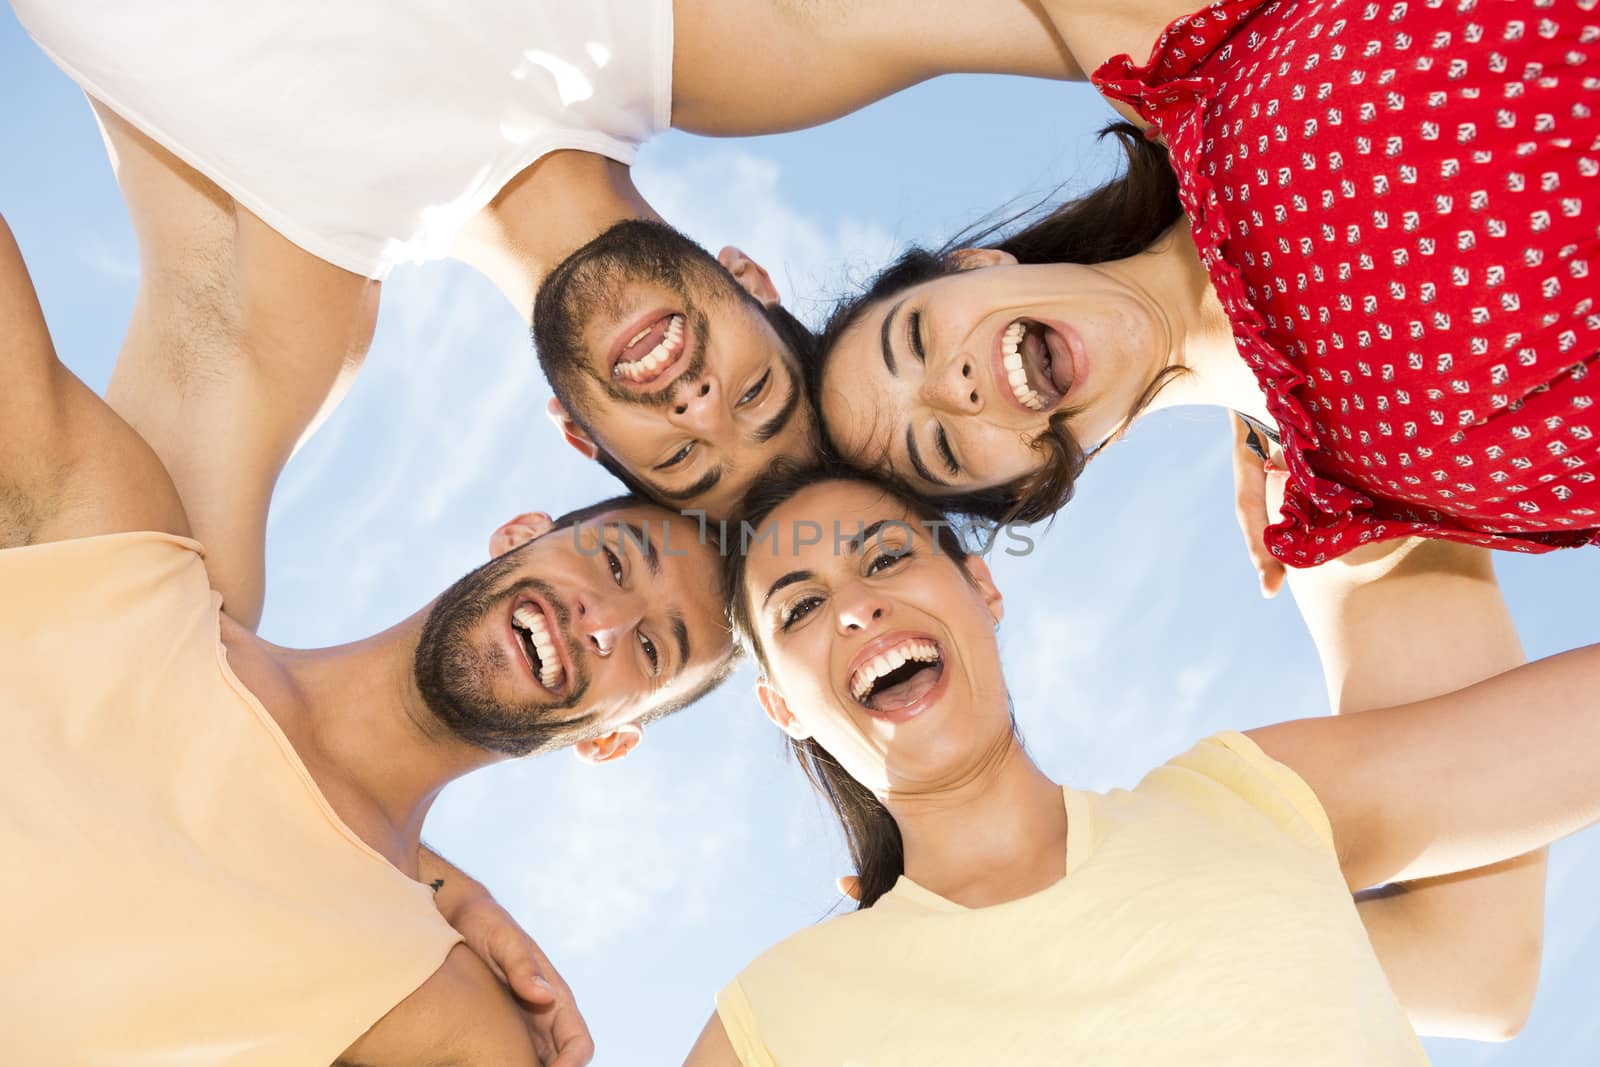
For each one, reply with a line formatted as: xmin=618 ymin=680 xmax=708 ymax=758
xmin=812 ymin=0 xmax=1599 ymax=567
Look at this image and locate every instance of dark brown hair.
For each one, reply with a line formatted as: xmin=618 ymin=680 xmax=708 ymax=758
xmin=808 ymin=123 xmax=1187 ymax=525
xmin=724 ymin=462 xmax=973 ymax=908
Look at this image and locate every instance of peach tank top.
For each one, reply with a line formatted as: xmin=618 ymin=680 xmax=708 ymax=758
xmin=0 ymin=532 xmax=460 ymax=1065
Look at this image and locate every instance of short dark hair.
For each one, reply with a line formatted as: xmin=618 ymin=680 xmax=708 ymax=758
xmin=571 ymin=300 xmax=818 ymax=511
xmin=806 ymin=123 xmax=1187 ymax=525
xmin=532 ymin=220 xmax=821 ymax=513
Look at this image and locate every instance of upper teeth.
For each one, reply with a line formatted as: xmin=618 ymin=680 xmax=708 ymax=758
xmin=513 ymin=605 xmax=564 ymax=690
xmin=850 ymin=639 xmax=940 ymax=701
xmin=1002 ymin=320 xmax=1047 ymax=411
xmin=614 ymin=314 xmax=685 ymax=381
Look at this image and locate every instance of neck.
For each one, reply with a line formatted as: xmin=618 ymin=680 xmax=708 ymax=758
xmin=886 ymin=726 xmax=1067 ymax=909
xmin=1107 ymin=222 xmax=1269 ymax=423
xmin=246 ymin=608 xmax=504 ymax=863
xmin=457 ymin=150 xmax=660 ymax=319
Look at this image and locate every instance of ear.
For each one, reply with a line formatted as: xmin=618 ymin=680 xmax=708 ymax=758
xmin=490 ymin=511 xmax=555 ymax=558
xmin=755 ymin=677 xmax=811 ymax=740
xmin=717 ymin=246 xmax=781 ymax=308
xmin=960 ymin=554 xmax=1005 ymax=625
xmin=573 ymin=723 xmax=643 ymax=765
xmin=945 ymin=247 xmax=1018 ymax=272
xmin=545 ymin=397 xmax=601 ymax=461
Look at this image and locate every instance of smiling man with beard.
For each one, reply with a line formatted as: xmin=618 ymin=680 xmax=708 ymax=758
xmin=0 ymin=217 xmax=735 ymax=1066
xmin=534 ymin=219 xmax=817 ymax=517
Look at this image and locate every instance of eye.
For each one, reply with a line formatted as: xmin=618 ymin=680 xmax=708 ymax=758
xmin=934 ymin=425 xmax=960 ymax=476
xmin=867 ymin=548 xmax=911 ymax=575
xmin=908 ymin=310 xmax=927 ymax=364
xmin=738 ymin=368 xmax=771 ymax=407
xmin=780 ymin=595 xmax=823 ymax=631
xmin=603 ymin=546 xmax=625 ymax=586
xmin=655 ymin=442 xmax=695 ymax=471
xmin=638 ymin=630 xmax=660 ymax=675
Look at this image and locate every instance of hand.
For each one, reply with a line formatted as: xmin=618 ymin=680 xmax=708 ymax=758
xmin=449 ymin=892 xmax=595 ymax=1067
xmin=1230 ymin=415 xmax=1288 ymax=598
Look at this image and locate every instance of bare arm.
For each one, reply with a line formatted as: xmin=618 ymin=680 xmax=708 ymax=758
xmin=419 ymin=845 xmax=596 ymax=1067
xmin=0 ymin=212 xmax=188 ymax=549
xmin=337 ymin=944 xmax=540 ymax=1067
xmin=1282 ymin=535 xmax=1544 ymax=1040
xmin=94 ymin=103 xmax=378 ymax=628
xmin=670 ymin=0 xmax=1077 ymax=137
xmin=683 ymin=1013 xmax=744 ymax=1067
xmin=1249 ymin=641 xmax=1600 ymax=890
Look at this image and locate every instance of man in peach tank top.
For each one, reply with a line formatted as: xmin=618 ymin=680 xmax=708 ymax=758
xmin=0 ymin=214 xmax=735 ymax=1065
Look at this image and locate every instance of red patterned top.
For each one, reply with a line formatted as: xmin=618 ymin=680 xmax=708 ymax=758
xmin=1094 ymin=0 xmax=1600 ymax=564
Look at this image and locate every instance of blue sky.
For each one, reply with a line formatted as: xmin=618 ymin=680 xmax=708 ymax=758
xmin=4 ymin=9 xmax=1598 ymax=1064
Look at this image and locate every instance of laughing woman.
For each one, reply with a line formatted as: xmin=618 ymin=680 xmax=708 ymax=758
xmin=683 ymin=469 xmax=1600 ymax=1066
xmin=812 ymin=0 xmax=1600 ymax=567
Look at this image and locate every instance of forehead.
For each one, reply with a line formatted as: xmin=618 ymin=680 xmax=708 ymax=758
xmin=741 ymin=481 xmax=918 ymax=586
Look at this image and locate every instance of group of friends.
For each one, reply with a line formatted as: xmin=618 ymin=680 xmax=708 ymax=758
xmin=4 ymin=0 xmax=1600 ymax=1063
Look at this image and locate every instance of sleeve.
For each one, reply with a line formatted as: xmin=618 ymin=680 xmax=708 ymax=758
xmin=714 ymin=977 xmax=778 ymax=1067
xmin=1167 ymin=731 xmax=1339 ymax=857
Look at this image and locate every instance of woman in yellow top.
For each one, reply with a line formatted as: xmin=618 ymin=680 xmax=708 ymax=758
xmin=684 ymin=467 xmax=1600 ymax=1067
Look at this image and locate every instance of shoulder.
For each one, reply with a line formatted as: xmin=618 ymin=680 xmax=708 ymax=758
xmin=1136 ymin=732 xmax=1338 ymax=857
xmin=338 ymin=944 xmax=538 ymax=1067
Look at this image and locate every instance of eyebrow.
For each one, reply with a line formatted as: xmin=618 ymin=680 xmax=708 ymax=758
xmin=670 ymin=612 xmax=689 ymax=675
xmin=622 ymin=521 xmax=661 ymax=577
xmin=752 ymin=370 xmax=801 ymax=445
xmin=880 ymin=298 xmax=906 ymax=378
xmin=842 ymin=519 xmax=891 ymax=555
xmin=652 ymin=465 xmax=724 ymax=504
xmin=904 ymin=426 xmax=950 ymax=487
xmin=762 ymin=569 xmax=814 ymax=607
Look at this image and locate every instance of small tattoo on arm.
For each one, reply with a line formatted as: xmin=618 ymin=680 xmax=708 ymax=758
xmin=430 ymin=878 xmax=445 ymax=892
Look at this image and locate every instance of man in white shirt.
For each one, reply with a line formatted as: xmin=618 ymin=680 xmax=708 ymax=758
xmin=12 ymin=0 xmax=1074 ymax=629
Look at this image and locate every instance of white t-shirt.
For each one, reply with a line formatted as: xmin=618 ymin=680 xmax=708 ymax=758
xmin=16 ymin=0 xmax=673 ymax=278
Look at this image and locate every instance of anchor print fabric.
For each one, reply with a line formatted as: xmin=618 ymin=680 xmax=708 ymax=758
xmin=1096 ymin=0 xmax=1600 ymax=565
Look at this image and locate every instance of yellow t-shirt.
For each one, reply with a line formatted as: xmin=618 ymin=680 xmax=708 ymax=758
xmin=717 ymin=733 xmax=1428 ymax=1066
xmin=0 ymin=533 xmax=462 ymax=1066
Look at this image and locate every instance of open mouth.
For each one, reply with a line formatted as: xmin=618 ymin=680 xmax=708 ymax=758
xmin=611 ymin=310 xmax=688 ymax=386
xmin=994 ymin=318 xmax=1084 ymax=413
xmin=510 ymin=598 xmax=570 ymax=695
xmin=847 ymin=634 xmax=947 ymax=721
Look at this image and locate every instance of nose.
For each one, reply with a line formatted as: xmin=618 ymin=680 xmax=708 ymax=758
xmin=668 ymin=376 xmax=732 ymax=436
xmin=835 ymin=584 xmax=890 ymax=633
xmin=918 ymin=352 xmax=981 ymax=415
xmin=573 ymin=589 xmax=646 ymax=658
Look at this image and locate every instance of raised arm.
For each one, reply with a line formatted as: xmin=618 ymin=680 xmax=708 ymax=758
xmin=1249 ymin=641 xmax=1600 ymax=890
xmin=94 ymin=104 xmax=378 ymax=628
xmin=0 ymin=212 xmax=188 ymax=550
xmin=1281 ymin=534 xmax=1543 ymax=1039
xmin=670 ymin=0 xmax=1076 ymax=137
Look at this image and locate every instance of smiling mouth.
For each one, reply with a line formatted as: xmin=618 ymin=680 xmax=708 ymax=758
xmin=849 ymin=637 xmax=945 ymax=714
xmin=999 ymin=319 xmax=1077 ymax=412
xmin=612 ymin=313 xmax=686 ymax=384
xmin=511 ymin=601 xmax=568 ymax=693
